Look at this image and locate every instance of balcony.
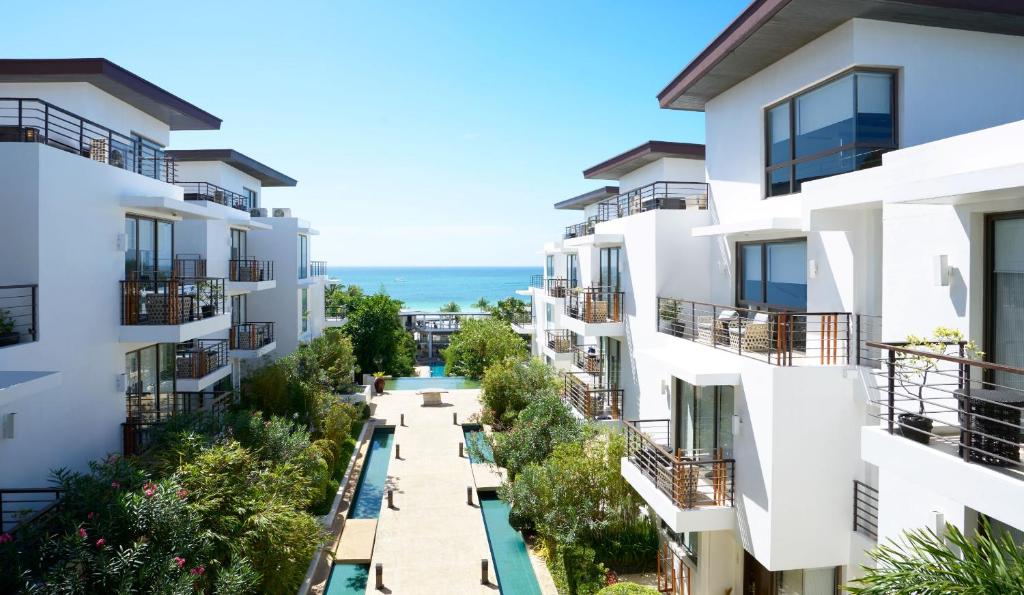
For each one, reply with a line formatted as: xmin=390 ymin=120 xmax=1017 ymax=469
xmin=562 ymin=371 xmax=622 ymax=420
xmin=0 ymin=488 xmax=63 ymax=534
xmin=123 ymin=389 xmax=233 ymax=455
xmin=310 ymin=260 xmax=327 ymax=277
xmin=508 ymin=310 xmax=534 ymax=334
xmin=545 ymin=277 xmax=571 ymax=299
xmin=0 ymin=98 xmax=175 ymax=182
xmin=119 ymin=277 xmax=229 ymax=343
xmin=229 ymin=321 xmax=276 ymax=358
xmin=545 ymin=329 xmax=573 ymax=355
xmin=564 ymin=287 xmax=624 ymax=337
xmin=175 ymin=339 xmax=230 ymax=391
xmin=0 ymin=284 xmax=37 ymax=349
xmin=325 ymin=305 xmax=347 ymax=328
xmin=529 ymin=274 xmax=544 ymax=289
xmin=853 ymin=480 xmax=879 ymax=542
xmin=178 ymin=181 xmax=253 ymax=212
xmin=572 ymin=345 xmax=603 ymax=376
xmin=564 ymin=216 xmax=604 ymax=240
xmin=656 ymin=298 xmax=850 ymax=366
xmin=227 ymin=258 xmax=276 ymax=293
xmin=621 ymin=419 xmax=735 ymax=533
xmin=596 ymin=181 xmax=708 ymax=221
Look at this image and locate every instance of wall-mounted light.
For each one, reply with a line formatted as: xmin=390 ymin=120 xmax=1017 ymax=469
xmin=732 ymin=414 xmax=742 ymax=436
xmin=23 ymin=128 xmax=36 ymax=142
xmin=808 ymin=259 xmax=818 ymax=279
xmin=933 ymin=255 xmax=951 ymax=287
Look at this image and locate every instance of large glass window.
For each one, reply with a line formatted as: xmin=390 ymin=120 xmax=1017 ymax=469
xmin=298 ymin=235 xmax=309 ymax=279
xmin=675 ymin=380 xmax=734 ymax=457
xmin=231 ymin=229 xmax=247 ymax=260
xmin=766 ymin=70 xmax=895 ymax=196
xmin=301 ymin=288 xmax=309 ymax=333
xmin=125 ymin=215 xmax=174 ymax=280
xmin=988 ymin=213 xmax=1024 ymax=390
xmin=125 ymin=344 xmax=176 ymax=421
xmin=231 ymin=295 xmax=247 ymax=326
xmin=777 ymin=567 xmax=837 ymax=595
xmin=545 ymin=255 xmax=555 ymax=279
xmin=737 ymin=239 xmax=807 ymax=309
xmin=599 ymin=247 xmax=621 ymax=291
xmin=243 ymin=187 xmax=258 ymax=209
xmin=567 ymin=254 xmax=578 ymax=289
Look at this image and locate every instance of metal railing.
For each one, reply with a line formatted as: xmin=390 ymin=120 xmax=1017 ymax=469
xmin=853 ymin=480 xmax=879 ymax=541
xmin=855 ymin=314 xmax=884 ymax=367
xmin=624 ymin=419 xmax=735 ymax=510
xmin=0 ymin=98 xmax=175 ymax=182
xmin=566 ymin=287 xmax=624 ymax=323
xmin=0 ymin=488 xmax=63 ymax=533
xmin=597 ymin=181 xmax=709 ymax=221
xmin=564 ymin=214 xmax=607 ymax=240
xmin=868 ymin=340 xmax=1024 ymax=470
xmin=546 ymin=277 xmax=570 ymax=298
xmin=121 ymin=277 xmax=226 ymax=325
xmin=562 ymin=372 xmax=622 ymax=420
xmin=572 ymin=345 xmax=604 ymax=376
xmin=310 ymin=261 xmax=327 ymax=277
xmin=546 ymin=329 xmax=573 ymax=353
xmin=229 ymin=258 xmax=274 ymax=282
xmin=657 ymin=530 xmax=693 ymax=595
xmin=326 ymin=305 xmax=347 ymax=321
xmin=172 ymin=255 xmax=207 ymax=278
xmin=230 ymin=321 xmax=275 ymax=350
xmin=178 ymin=181 xmax=252 ymax=211
xmin=123 ymin=389 xmax=233 ymax=455
xmin=656 ymin=297 xmax=850 ymax=366
xmin=0 ymin=284 xmax=37 ymax=346
xmin=507 ymin=310 xmax=533 ymax=327
xmin=529 ymin=274 xmax=544 ymax=289
xmin=175 ymin=339 xmax=228 ymax=380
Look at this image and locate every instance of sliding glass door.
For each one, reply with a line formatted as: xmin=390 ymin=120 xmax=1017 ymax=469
xmin=988 ymin=213 xmax=1024 ymax=389
xmin=599 ymin=247 xmax=621 ymax=291
xmin=674 ymin=380 xmax=734 ymax=457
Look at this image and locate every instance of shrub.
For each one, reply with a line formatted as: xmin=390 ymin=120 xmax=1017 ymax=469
xmin=493 ymin=395 xmax=584 ymax=478
xmin=442 ymin=318 xmax=527 ymax=379
xmin=343 ymin=292 xmax=416 ymax=376
xmin=596 ymin=583 xmax=659 ymax=595
xmin=294 ymin=331 xmax=360 ymax=394
xmin=480 ymin=357 xmax=559 ymax=428
xmin=548 ymin=541 xmax=606 ymax=595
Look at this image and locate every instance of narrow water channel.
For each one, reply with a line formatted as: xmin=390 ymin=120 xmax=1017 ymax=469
xmin=479 ymin=492 xmax=543 ymax=595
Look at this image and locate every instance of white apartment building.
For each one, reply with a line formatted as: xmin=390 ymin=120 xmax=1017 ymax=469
xmin=0 ymin=59 xmax=326 ymax=504
xmin=527 ymin=2 xmax=1024 ymax=593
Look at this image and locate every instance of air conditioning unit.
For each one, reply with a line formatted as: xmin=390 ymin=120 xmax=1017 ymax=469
xmin=250 ymin=207 xmax=268 ymax=217
xmin=273 ymin=208 xmax=292 ymax=218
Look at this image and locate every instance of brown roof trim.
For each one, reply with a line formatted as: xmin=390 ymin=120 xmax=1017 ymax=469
xmin=554 ymin=186 xmax=620 ymax=211
xmin=0 ymin=58 xmax=221 ymax=130
xmin=583 ymin=141 xmax=705 ymax=180
xmin=166 ymin=149 xmax=297 ymax=187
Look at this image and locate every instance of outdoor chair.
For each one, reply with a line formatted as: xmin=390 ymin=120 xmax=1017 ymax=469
xmin=697 ymin=309 xmax=736 ymax=344
xmin=729 ymin=311 xmax=772 ymax=352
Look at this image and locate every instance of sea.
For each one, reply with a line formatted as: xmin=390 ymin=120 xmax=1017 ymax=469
xmin=326 ymin=266 xmax=541 ymax=312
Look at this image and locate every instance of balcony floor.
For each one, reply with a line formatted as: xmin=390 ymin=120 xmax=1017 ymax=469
xmin=621 ymin=458 xmax=735 ymax=533
xmin=230 ymin=341 xmax=276 ymax=359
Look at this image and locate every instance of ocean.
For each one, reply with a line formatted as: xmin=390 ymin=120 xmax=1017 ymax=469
xmin=326 ymin=266 xmax=541 ymax=312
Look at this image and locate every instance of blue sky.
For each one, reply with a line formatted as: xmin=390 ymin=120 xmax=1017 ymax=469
xmin=4 ymin=0 xmax=748 ymax=266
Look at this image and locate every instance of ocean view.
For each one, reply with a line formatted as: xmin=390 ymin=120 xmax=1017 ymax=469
xmin=326 ymin=266 xmax=540 ymax=311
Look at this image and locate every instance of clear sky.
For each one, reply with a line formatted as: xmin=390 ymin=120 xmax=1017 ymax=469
xmin=4 ymin=0 xmax=749 ymax=266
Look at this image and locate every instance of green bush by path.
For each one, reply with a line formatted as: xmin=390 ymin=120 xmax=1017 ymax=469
xmin=480 ymin=356 xmax=559 ymax=429
xmin=596 ymin=583 xmax=659 ymax=595
xmin=442 ymin=317 xmax=527 ymax=379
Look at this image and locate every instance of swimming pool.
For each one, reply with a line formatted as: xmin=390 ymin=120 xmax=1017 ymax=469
xmin=479 ymin=492 xmax=543 ymax=595
xmin=462 ymin=425 xmax=494 ymax=464
xmin=430 ymin=363 xmax=446 ymax=377
xmin=384 ymin=376 xmax=480 ymax=390
xmin=324 ymin=563 xmax=369 ymax=595
xmin=349 ymin=427 xmax=395 ymax=519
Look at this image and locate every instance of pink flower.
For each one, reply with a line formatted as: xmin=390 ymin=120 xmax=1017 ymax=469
xmin=0 ymin=533 xmax=13 ymax=544
xmin=190 ymin=564 xmax=206 ymax=575
xmin=96 ymin=538 xmax=106 ymax=549
xmin=111 ymin=481 xmax=121 ymax=489
xmin=78 ymin=527 xmax=88 ymax=539
xmin=174 ymin=556 xmax=186 ymax=569
xmin=176 ymin=488 xmax=189 ymax=499
xmin=87 ymin=511 xmax=96 ymax=520
xmin=142 ymin=481 xmax=157 ymax=498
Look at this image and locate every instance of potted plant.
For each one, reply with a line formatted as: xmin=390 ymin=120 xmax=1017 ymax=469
xmin=372 ymin=371 xmax=387 ymax=395
xmin=0 ymin=309 xmax=18 ymax=347
xmin=659 ymin=299 xmax=680 ymax=333
xmin=895 ymin=327 xmax=982 ymax=444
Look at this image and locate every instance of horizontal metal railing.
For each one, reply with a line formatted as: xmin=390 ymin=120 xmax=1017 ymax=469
xmin=656 ymin=297 xmax=850 ymax=366
xmin=853 ymin=480 xmax=879 ymax=541
xmin=507 ymin=310 xmax=533 ymax=327
xmin=572 ymin=345 xmax=604 ymax=376
xmin=546 ymin=277 xmax=570 ymax=298
xmin=172 ymin=255 xmax=207 ymax=278
xmin=0 ymin=488 xmax=63 ymax=533
xmin=310 ymin=261 xmax=327 ymax=277
xmin=624 ymin=419 xmax=735 ymax=510
xmin=120 ymin=277 xmax=226 ymax=325
xmin=868 ymin=340 xmax=1024 ymax=470
xmin=229 ymin=258 xmax=274 ymax=282
xmin=546 ymin=329 xmax=573 ymax=353
xmin=0 ymin=98 xmax=175 ymax=182
xmin=597 ymin=181 xmax=709 ymax=221
xmin=175 ymin=339 xmax=228 ymax=379
xmin=566 ymin=286 xmax=624 ymax=323
xmin=326 ymin=305 xmax=347 ymax=321
xmin=657 ymin=530 xmax=693 ymax=595
xmin=0 ymin=284 xmax=37 ymax=347
xmin=123 ymin=389 xmax=234 ymax=455
xmin=178 ymin=181 xmax=252 ymax=211
xmin=564 ymin=215 xmax=607 ymax=240
xmin=230 ymin=321 xmax=275 ymax=350
xmin=412 ymin=313 xmax=489 ymax=332
xmin=562 ymin=372 xmax=622 ymax=420
xmin=529 ymin=274 xmax=544 ymax=289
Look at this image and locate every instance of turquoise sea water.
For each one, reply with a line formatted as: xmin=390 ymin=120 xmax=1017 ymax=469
xmin=349 ymin=428 xmax=395 ymax=519
xmin=479 ymin=492 xmax=543 ymax=595
xmin=326 ymin=266 xmax=540 ymax=312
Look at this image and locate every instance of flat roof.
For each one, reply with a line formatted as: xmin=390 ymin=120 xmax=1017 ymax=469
xmin=583 ymin=141 xmax=705 ymax=180
xmin=0 ymin=58 xmax=221 ymax=130
xmin=554 ymin=186 xmax=619 ymax=210
xmin=658 ymin=0 xmax=1024 ymax=111
xmin=165 ymin=149 xmax=297 ymax=187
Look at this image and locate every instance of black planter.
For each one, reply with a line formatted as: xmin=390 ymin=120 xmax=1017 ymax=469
xmin=0 ymin=332 xmax=19 ymax=347
xmin=200 ymin=305 xmax=215 ymax=319
xmin=373 ymin=377 xmax=386 ymax=394
xmin=897 ymin=413 xmax=933 ymax=444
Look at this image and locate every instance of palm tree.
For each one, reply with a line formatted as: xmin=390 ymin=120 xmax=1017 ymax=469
xmin=473 ymin=297 xmax=491 ymax=311
xmin=440 ymin=301 xmax=461 ymax=313
xmin=847 ymin=520 xmax=1024 ymax=594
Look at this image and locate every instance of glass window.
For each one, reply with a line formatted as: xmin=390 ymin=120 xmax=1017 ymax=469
xmin=546 ymin=255 xmax=555 ymax=278
xmin=124 ymin=218 xmax=137 ymax=279
xmin=545 ymin=303 xmax=554 ymax=323
xmin=738 ymin=239 xmax=807 ymax=309
xmin=156 ymin=221 xmax=173 ymax=279
xmin=125 ymin=215 xmax=173 ymax=281
xmin=231 ymin=295 xmax=246 ymax=326
xmin=676 ymin=381 xmax=734 ymax=457
xmin=778 ymin=567 xmax=836 ymax=595
xmin=243 ymin=187 xmax=258 ymax=209
xmin=298 ymin=235 xmax=309 ymax=279
xmin=567 ymin=254 xmax=578 ymax=289
xmin=795 ymin=73 xmax=854 ymax=159
xmin=856 ymin=72 xmax=894 ymax=146
xmin=740 ymin=244 xmax=763 ymax=304
xmin=767 ymin=103 xmax=790 ymax=166
xmin=231 ymin=229 xmax=247 ymax=260
xmin=600 ymin=247 xmax=621 ymax=291
xmin=991 ymin=216 xmax=1024 ymax=390
xmin=301 ymin=288 xmax=309 ymax=333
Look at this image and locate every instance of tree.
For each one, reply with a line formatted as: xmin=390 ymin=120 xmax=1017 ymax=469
xmin=473 ymin=297 xmax=491 ymax=311
xmin=848 ymin=520 xmax=1024 ymax=594
xmin=480 ymin=357 xmax=560 ymax=428
xmin=440 ymin=301 xmax=461 ymax=313
xmin=325 ymin=284 xmax=364 ymax=318
xmin=293 ymin=331 xmax=359 ymax=394
xmin=343 ymin=292 xmax=415 ymax=377
xmin=492 ymin=394 xmax=584 ymax=477
xmin=490 ymin=297 xmax=531 ymax=325
xmin=442 ymin=318 xmax=527 ymax=379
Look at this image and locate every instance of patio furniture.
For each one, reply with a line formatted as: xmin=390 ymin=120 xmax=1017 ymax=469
xmin=729 ymin=312 xmax=771 ymax=352
xmin=417 ymin=389 xmax=448 ymax=406
xmin=955 ymin=387 xmax=1023 ymax=466
xmin=144 ymin=293 xmax=194 ymax=324
xmin=697 ymin=309 xmax=736 ymax=344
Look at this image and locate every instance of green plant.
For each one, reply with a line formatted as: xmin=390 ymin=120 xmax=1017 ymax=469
xmin=343 ymin=292 xmax=415 ymax=376
xmin=658 ymin=299 xmax=679 ymax=322
xmin=898 ymin=327 xmax=983 ymax=415
xmin=492 ymin=394 xmax=584 ymax=477
xmin=490 ymin=297 xmax=531 ymax=325
xmin=473 ymin=297 xmax=491 ymax=311
xmin=442 ymin=318 xmax=527 ymax=379
xmin=440 ymin=301 xmax=461 ymax=313
xmin=480 ymin=357 xmax=560 ymax=429
xmin=597 ymin=583 xmax=659 ymax=595
xmin=0 ymin=309 xmax=14 ymax=335
xmin=547 ymin=541 xmax=607 ymax=595
xmin=847 ymin=520 xmax=1024 ymax=594
xmin=372 ymin=371 xmax=386 ymax=378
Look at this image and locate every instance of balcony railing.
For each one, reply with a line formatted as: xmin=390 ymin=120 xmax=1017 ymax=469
xmin=0 ymin=284 xmax=37 ymax=347
xmin=566 ymin=287 xmax=623 ymax=324
xmin=230 ymin=321 xmax=275 ymax=350
xmin=326 ymin=304 xmax=347 ymax=321
xmin=123 ymin=389 xmax=233 ymax=455
xmin=562 ymin=372 xmax=622 ymax=420
xmin=853 ymin=480 xmax=879 ymax=541
xmin=120 ymin=277 xmax=226 ymax=325
xmin=0 ymin=98 xmax=176 ymax=182
xmin=507 ymin=310 xmax=533 ymax=327
xmin=546 ymin=329 xmax=573 ymax=353
xmin=657 ymin=530 xmax=693 ymax=595
xmin=546 ymin=277 xmax=570 ymax=298
xmin=1 ymin=488 xmax=63 ymax=534
xmin=310 ymin=261 xmax=327 ymax=277
xmin=597 ymin=181 xmax=709 ymax=221
xmin=529 ymin=274 xmax=544 ymax=289
xmin=657 ymin=298 xmax=850 ymax=366
xmin=175 ymin=339 xmax=228 ymax=380
xmin=172 ymin=255 xmax=207 ymax=278
xmin=572 ymin=345 xmax=603 ymax=376
xmin=178 ymin=181 xmax=253 ymax=212
xmin=624 ymin=419 xmax=735 ymax=510
xmin=229 ymin=258 xmax=274 ymax=282
xmin=564 ymin=215 xmax=606 ymax=240
xmin=869 ymin=340 xmax=1024 ymax=471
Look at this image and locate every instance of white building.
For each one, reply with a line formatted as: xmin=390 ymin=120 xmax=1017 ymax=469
xmin=0 ymin=59 xmax=326 ymax=503
xmin=527 ymin=2 xmax=1024 ymax=593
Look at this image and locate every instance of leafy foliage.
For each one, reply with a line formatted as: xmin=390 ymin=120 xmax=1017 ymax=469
xmin=547 ymin=541 xmax=606 ymax=595
xmin=596 ymin=583 xmax=660 ymax=595
xmin=480 ymin=357 xmax=560 ymax=429
xmin=342 ymin=292 xmax=415 ymax=376
xmin=443 ymin=318 xmax=527 ymax=379
xmin=848 ymin=520 xmax=1024 ymax=594
xmin=440 ymin=301 xmax=462 ymax=313
xmin=293 ymin=330 xmax=359 ymax=394
xmin=492 ymin=394 xmax=584 ymax=478
xmin=489 ymin=297 xmax=530 ymax=324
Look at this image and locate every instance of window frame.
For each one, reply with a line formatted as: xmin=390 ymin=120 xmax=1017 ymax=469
xmin=735 ymin=237 xmax=808 ymax=310
xmin=763 ymin=67 xmax=899 ymax=198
